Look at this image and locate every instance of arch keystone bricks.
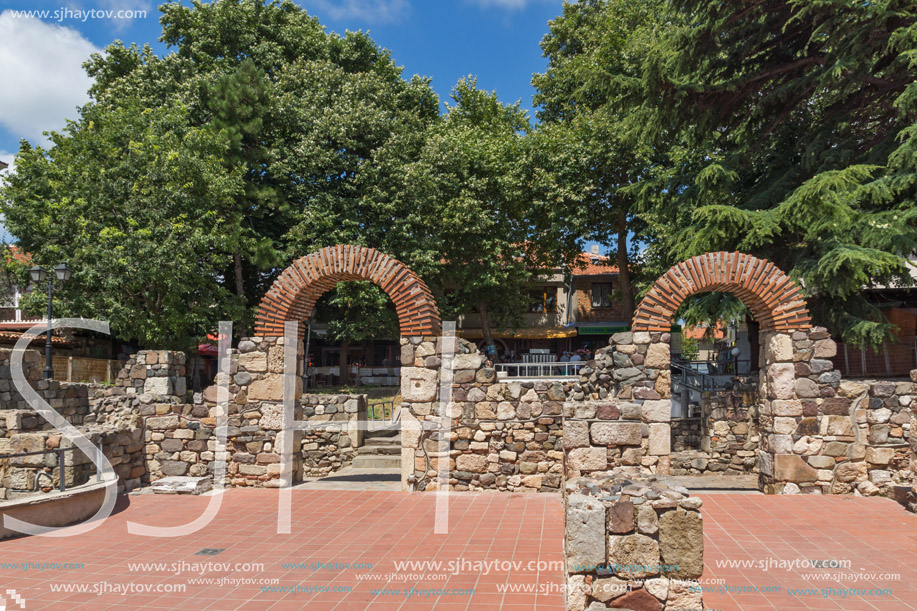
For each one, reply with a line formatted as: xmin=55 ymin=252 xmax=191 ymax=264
xmin=254 ymin=245 xmax=441 ymax=338
xmin=632 ymin=252 xmax=811 ymax=333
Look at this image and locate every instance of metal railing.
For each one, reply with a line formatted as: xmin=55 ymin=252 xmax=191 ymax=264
xmin=495 ymin=361 xmax=584 ymax=378
xmin=671 ymin=359 xmax=755 ymax=393
xmin=0 ymin=441 xmax=104 ymax=493
xmin=368 ymin=399 xmax=399 ymax=429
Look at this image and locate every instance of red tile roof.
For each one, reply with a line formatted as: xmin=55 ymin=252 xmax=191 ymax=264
xmin=569 ymin=253 xmax=619 ymax=276
xmin=0 ymin=330 xmax=71 ymax=346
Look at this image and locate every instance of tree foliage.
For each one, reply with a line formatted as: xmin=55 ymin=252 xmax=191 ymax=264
xmin=0 ymin=0 xmax=440 ymax=348
xmin=634 ymin=0 xmax=917 ymax=345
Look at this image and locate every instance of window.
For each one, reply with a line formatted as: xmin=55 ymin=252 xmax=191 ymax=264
xmin=591 ymin=282 xmax=613 ymax=308
xmin=528 ymin=288 xmax=557 ymax=313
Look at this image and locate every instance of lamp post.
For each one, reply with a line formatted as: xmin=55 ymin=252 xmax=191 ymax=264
xmin=29 ymin=263 xmax=71 ymax=379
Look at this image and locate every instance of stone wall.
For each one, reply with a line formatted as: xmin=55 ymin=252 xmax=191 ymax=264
xmin=0 ymin=427 xmax=145 ymax=498
xmin=400 ymin=336 xmax=565 ymax=493
xmin=671 ymin=378 xmax=759 ymax=476
xmin=114 ymin=350 xmax=188 ymax=399
xmin=560 ymin=332 xmax=673 ymax=479
xmin=565 ymin=469 xmax=705 ymax=611
xmin=301 ymin=394 xmax=366 ymax=477
xmin=142 ymin=336 xmax=369 ymax=485
xmin=758 ymin=329 xmax=914 ymax=495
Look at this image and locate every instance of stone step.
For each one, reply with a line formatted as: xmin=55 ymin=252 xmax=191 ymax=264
xmin=361 ymin=436 xmax=400 ymax=446
xmin=351 ymin=455 xmax=401 ymax=469
xmin=150 ymin=476 xmax=213 ymax=495
xmin=357 ymin=444 xmax=401 ymax=456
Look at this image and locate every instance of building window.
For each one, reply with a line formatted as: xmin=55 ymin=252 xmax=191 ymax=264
xmin=591 ymin=282 xmax=613 ymax=308
xmin=529 ymin=288 xmax=557 ymax=313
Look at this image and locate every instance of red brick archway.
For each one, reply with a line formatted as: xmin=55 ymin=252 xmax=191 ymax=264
xmin=632 ymin=252 xmax=811 ymax=332
xmin=254 ymin=245 xmax=442 ymax=338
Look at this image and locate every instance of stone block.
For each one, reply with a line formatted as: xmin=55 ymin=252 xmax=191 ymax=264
xmin=766 ymin=334 xmax=793 ymax=362
xmin=564 ymin=420 xmax=590 ymax=449
xmin=456 ymin=454 xmax=487 ymax=473
xmin=401 ymin=367 xmax=438 ymax=402
xmin=453 ymin=353 xmax=484 ymax=370
xmin=644 ymin=343 xmax=670 ymax=369
xmin=591 ymin=422 xmax=642 ymax=446
xmin=648 ymin=423 xmax=670 ymax=456
xmin=773 ymin=400 xmax=803 ymax=417
xmin=144 ymin=377 xmax=172 ymax=396
xmin=238 ymin=351 xmax=267 ymax=373
xmin=567 ymin=447 xmax=607 ymax=471
xmin=819 ymin=415 xmax=854 ymax=436
xmin=667 ymin=580 xmax=704 ymax=610
xmin=795 ymin=378 xmax=819 ymax=398
xmin=160 ymin=460 xmax=189 ymax=476
xmin=642 ymin=400 xmax=671 ymax=423
xmin=766 ymin=363 xmax=796 ymax=399
xmin=566 ymin=494 xmax=606 ymax=572
xmin=248 ymin=375 xmax=294 ymax=402
xmin=865 ymin=447 xmax=894 ymax=466
xmin=608 ymin=589 xmax=662 ymax=610
xmin=610 ymin=533 xmax=661 ymax=578
xmin=774 ymin=454 xmax=818 ymax=483
xmin=658 ymin=509 xmax=703 ymax=579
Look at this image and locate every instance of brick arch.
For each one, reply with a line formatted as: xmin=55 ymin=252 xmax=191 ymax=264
xmin=254 ymin=245 xmax=441 ymax=338
xmin=632 ymin=252 xmax=811 ymax=333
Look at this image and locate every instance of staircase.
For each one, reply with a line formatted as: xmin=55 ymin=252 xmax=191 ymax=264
xmin=351 ymin=427 xmax=401 ymax=469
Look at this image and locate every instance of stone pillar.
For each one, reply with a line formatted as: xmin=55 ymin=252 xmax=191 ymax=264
xmin=399 ymin=336 xmax=442 ymax=491
xmin=572 ymin=332 xmax=672 ymax=475
xmin=910 ymin=369 xmax=917 ymax=512
xmin=564 ymin=470 xmax=705 ymax=611
xmin=221 ymin=336 xmax=304 ymax=487
xmin=759 ymin=327 xmax=847 ymax=494
xmin=117 ymin=350 xmax=187 ymax=399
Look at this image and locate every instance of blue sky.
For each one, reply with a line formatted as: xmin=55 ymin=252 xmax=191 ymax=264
xmin=0 ymin=0 xmax=564 ymax=171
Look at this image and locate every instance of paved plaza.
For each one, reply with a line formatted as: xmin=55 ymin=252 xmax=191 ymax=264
xmin=0 ymin=489 xmax=914 ymax=610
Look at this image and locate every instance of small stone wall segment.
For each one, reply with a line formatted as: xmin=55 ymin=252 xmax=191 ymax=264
xmin=563 ymin=332 xmax=673 ymax=476
xmin=115 ymin=350 xmax=187 ymax=399
xmin=0 ymin=354 xmax=148 ymax=498
xmin=632 ymin=251 xmax=811 ymax=333
xmin=1 ymin=425 xmax=145 ymax=498
xmin=671 ymin=377 xmax=759 ymax=475
xmin=301 ymin=394 xmax=366 ymax=477
xmin=254 ymin=245 xmax=442 ymax=339
xmin=759 ymin=329 xmax=914 ymax=495
xmin=565 ymin=469 xmax=704 ymax=611
xmin=400 ymin=336 xmax=564 ymax=492
xmin=156 ymin=336 xmax=367 ymax=487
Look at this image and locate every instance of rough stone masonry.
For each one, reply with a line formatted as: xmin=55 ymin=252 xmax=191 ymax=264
xmin=565 ymin=468 xmax=705 ymax=611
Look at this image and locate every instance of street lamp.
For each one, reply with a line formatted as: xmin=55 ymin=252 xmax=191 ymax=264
xmin=29 ymin=263 xmax=70 ymax=379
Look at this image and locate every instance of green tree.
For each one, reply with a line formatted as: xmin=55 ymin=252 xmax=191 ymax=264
xmin=404 ymin=78 xmax=537 ymax=353
xmin=2 ymin=99 xmax=244 ymax=350
xmin=1 ymin=0 xmax=440 ymax=348
xmin=313 ymin=282 xmax=398 ymax=385
xmin=634 ymin=0 xmax=917 ymax=345
xmin=532 ymin=0 xmax=666 ymax=319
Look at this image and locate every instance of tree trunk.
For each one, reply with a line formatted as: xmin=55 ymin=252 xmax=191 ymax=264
xmin=233 ymin=249 xmax=245 ymax=298
xmin=339 ymin=340 xmax=350 ymax=386
xmin=746 ymin=313 xmax=760 ymax=371
xmin=616 ymin=208 xmax=635 ymax=320
xmin=478 ymin=301 xmax=497 ymax=360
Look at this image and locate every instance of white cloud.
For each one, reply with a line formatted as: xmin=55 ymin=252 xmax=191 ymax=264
xmin=0 ymin=11 xmax=100 ymax=143
xmin=304 ymin=0 xmax=410 ymax=24
xmin=0 ymin=151 xmax=13 ymax=175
